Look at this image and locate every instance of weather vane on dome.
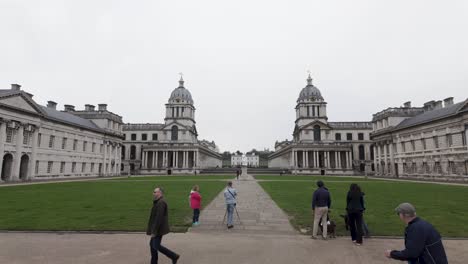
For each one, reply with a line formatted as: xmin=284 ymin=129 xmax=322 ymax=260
xmin=179 ymin=72 xmax=184 ymax=80
xmin=306 ymin=66 xmax=313 ymax=85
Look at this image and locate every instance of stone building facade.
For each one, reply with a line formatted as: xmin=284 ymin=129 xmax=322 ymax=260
xmin=371 ymin=98 xmax=468 ymax=181
xmin=268 ymin=75 xmax=374 ymax=175
xmin=0 ymin=84 xmax=123 ymax=183
xmin=231 ymin=154 xmax=259 ymax=167
xmin=122 ymin=77 xmax=222 ymax=175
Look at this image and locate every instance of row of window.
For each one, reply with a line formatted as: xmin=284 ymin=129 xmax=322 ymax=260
xmin=400 ymin=133 xmax=465 ymax=153
xmin=38 ymin=133 xmax=104 ymax=153
xmin=37 ymin=161 xmax=112 ymax=174
xmin=335 ymin=132 xmax=365 ymax=141
xmin=126 ymin=133 xmax=159 ymax=141
xmin=402 ymin=161 xmax=460 ymax=174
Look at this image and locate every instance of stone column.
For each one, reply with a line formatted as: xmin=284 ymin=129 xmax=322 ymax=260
xmin=0 ymin=121 xmax=6 ymax=180
xmin=163 ymin=151 xmax=167 ymax=167
xmin=373 ymin=145 xmax=378 ymax=175
xmin=389 ymin=142 xmax=395 ymax=176
xmin=290 ymin=150 xmax=294 ymax=168
xmin=325 ymin=152 xmax=330 ymax=168
xmin=312 ymin=151 xmax=317 ymax=168
xmin=347 ymin=151 xmax=352 ymax=169
xmin=142 ymin=151 xmax=146 ymax=168
xmin=183 ymin=151 xmax=187 ymax=168
xmin=103 ymin=141 xmax=108 ymax=176
xmin=337 ymin=151 xmax=342 ymax=169
xmin=294 ymin=150 xmax=298 ymax=168
xmin=383 ymin=143 xmax=388 ymax=174
xmin=305 ymin=151 xmax=309 ymax=168
xmin=28 ymin=127 xmax=39 ymax=179
xmin=153 ymin=151 xmax=157 ymax=168
xmin=12 ymin=124 xmax=24 ymax=181
xmin=302 ymin=151 xmax=305 ymax=168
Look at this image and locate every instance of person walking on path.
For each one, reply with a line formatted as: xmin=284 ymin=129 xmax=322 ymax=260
xmin=385 ymin=203 xmax=448 ymax=264
xmin=346 ymin=183 xmax=365 ymax=246
xmin=189 ymin=185 xmax=202 ymax=226
xmin=312 ymin=180 xmax=331 ymax=240
xmin=223 ymin=181 xmax=238 ymax=229
xmin=147 ymin=187 xmax=180 ymax=264
xmin=236 ymin=170 xmax=240 ymax=180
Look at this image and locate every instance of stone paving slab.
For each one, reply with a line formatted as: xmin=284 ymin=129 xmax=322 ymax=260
xmin=1 ymin=232 xmax=467 ymax=264
xmin=189 ymin=173 xmax=297 ymax=235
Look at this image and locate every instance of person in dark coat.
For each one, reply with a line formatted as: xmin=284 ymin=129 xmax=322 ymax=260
xmin=346 ymin=183 xmax=365 ymax=245
xmin=312 ymin=180 xmax=331 ymax=239
xmin=385 ymin=203 xmax=448 ymax=264
xmin=147 ymin=187 xmax=180 ymax=264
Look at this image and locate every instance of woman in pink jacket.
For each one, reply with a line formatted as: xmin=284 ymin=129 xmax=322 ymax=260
xmin=190 ymin=185 xmax=202 ymax=226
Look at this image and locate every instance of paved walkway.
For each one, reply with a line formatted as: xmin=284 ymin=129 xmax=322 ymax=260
xmin=189 ymin=171 xmax=296 ymax=235
xmin=1 ymin=232 xmax=467 ymax=264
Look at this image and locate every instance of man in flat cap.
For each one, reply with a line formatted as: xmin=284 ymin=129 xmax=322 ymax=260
xmin=385 ymin=202 xmax=448 ymax=264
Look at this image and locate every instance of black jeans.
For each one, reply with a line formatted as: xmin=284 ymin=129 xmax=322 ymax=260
xmin=348 ymin=211 xmax=364 ymax=244
xmin=193 ymin=208 xmax=200 ymax=223
xmin=149 ymin=235 xmax=178 ymax=264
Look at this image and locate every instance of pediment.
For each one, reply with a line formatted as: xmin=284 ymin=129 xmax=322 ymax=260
xmin=300 ymin=120 xmax=332 ymax=130
xmin=0 ymin=93 xmax=43 ymax=115
xmin=162 ymin=120 xmax=189 ymax=130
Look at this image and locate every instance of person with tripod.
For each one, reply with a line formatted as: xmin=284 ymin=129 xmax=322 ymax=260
xmin=224 ymin=181 xmax=238 ymax=229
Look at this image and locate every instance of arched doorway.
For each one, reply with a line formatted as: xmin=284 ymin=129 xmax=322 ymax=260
xmin=19 ymin=154 xmax=29 ymax=180
xmin=1 ymin=153 xmax=14 ymax=181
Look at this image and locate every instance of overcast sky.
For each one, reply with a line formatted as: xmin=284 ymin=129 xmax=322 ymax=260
xmin=1 ymin=0 xmax=467 ymax=153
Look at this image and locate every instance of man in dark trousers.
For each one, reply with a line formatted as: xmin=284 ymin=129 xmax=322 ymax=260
xmin=311 ymin=180 xmax=331 ymax=240
xmin=385 ymin=202 xmax=448 ymax=264
xmin=147 ymin=187 xmax=180 ymax=264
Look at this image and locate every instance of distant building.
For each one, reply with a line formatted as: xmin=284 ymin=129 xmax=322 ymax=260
xmin=231 ymin=153 xmax=259 ymax=167
xmin=269 ymin=75 xmax=373 ymax=175
xmin=371 ymin=98 xmax=468 ymax=180
xmin=0 ymin=84 xmax=123 ymax=182
xmin=122 ymin=77 xmax=222 ymax=175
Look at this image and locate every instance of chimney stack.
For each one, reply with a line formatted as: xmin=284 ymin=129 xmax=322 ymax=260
xmin=444 ymin=97 xmax=454 ymax=107
xmin=85 ymin=104 xmax=95 ymax=111
xmin=47 ymin=101 xmax=57 ymax=110
xmin=64 ymin=104 xmax=75 ymax=112
xmin=11 ymin=84 xmax=21 ymax=91
xmin=98 ymin=104 xmax=107 ymax=111
xmin=434 ymin=100 xmax=443 ymax=110
xmin=403 ymin=101 xmax=412 ymax=108
xmin=423 ymin=100 xmax=435 ymax=111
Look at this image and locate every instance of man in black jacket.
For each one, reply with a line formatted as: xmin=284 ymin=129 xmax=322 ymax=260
xmin=385 ymin=203 xmax=448 ymax=264
xmin=147 ymin=187 xmax=180 ymax=264
xmin=312 ymin=180 xmax=331 ymax=239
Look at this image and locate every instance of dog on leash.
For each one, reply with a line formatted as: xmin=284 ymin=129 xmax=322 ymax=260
xmin=319 ymin=216 xmax=337 ymax=238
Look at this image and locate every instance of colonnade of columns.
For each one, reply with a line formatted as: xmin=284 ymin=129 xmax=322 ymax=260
xmin=292 ymin=149 xmax=352 ymax=169
xmin=142 ymin=150 xmax=199 ymax=169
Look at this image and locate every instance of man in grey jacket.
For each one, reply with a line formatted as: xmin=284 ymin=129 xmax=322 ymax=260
xmin=224 ymin=181 xmax=237 ymax=229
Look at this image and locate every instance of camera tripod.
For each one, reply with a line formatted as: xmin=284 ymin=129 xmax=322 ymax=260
xmin=222 ymin=204 xmax=242 ymax=225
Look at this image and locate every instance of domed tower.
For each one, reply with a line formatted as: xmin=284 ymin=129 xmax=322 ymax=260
xmin=295 ymin=74 xmax=328 ymax=127
xmin=165 ymin=76 xmax=196 ymax=128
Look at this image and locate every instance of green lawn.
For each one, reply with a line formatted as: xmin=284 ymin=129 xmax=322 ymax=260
xmin=257 ymin=175 xmax=468 ymax=237
xmin=0 ymin=176 xmax=230 ymax=232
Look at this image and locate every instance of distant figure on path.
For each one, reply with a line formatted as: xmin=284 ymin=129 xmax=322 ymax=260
xmin=346 ymin=183 xmax=365 ymax=246
xmin=147 ymin=187 xmax=180 ymax=264
xmin=236 ymin=170 xmax=240 ymax=180
xmin=385 ymin=202 xmax=448 ymax=264
xmin=312 ymin=180 xmax=331 ymax=240
xmin=224 ymin=181 xmax=238 ymax=229
xmin=189 ymin=185 xmax=202 ymax=226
